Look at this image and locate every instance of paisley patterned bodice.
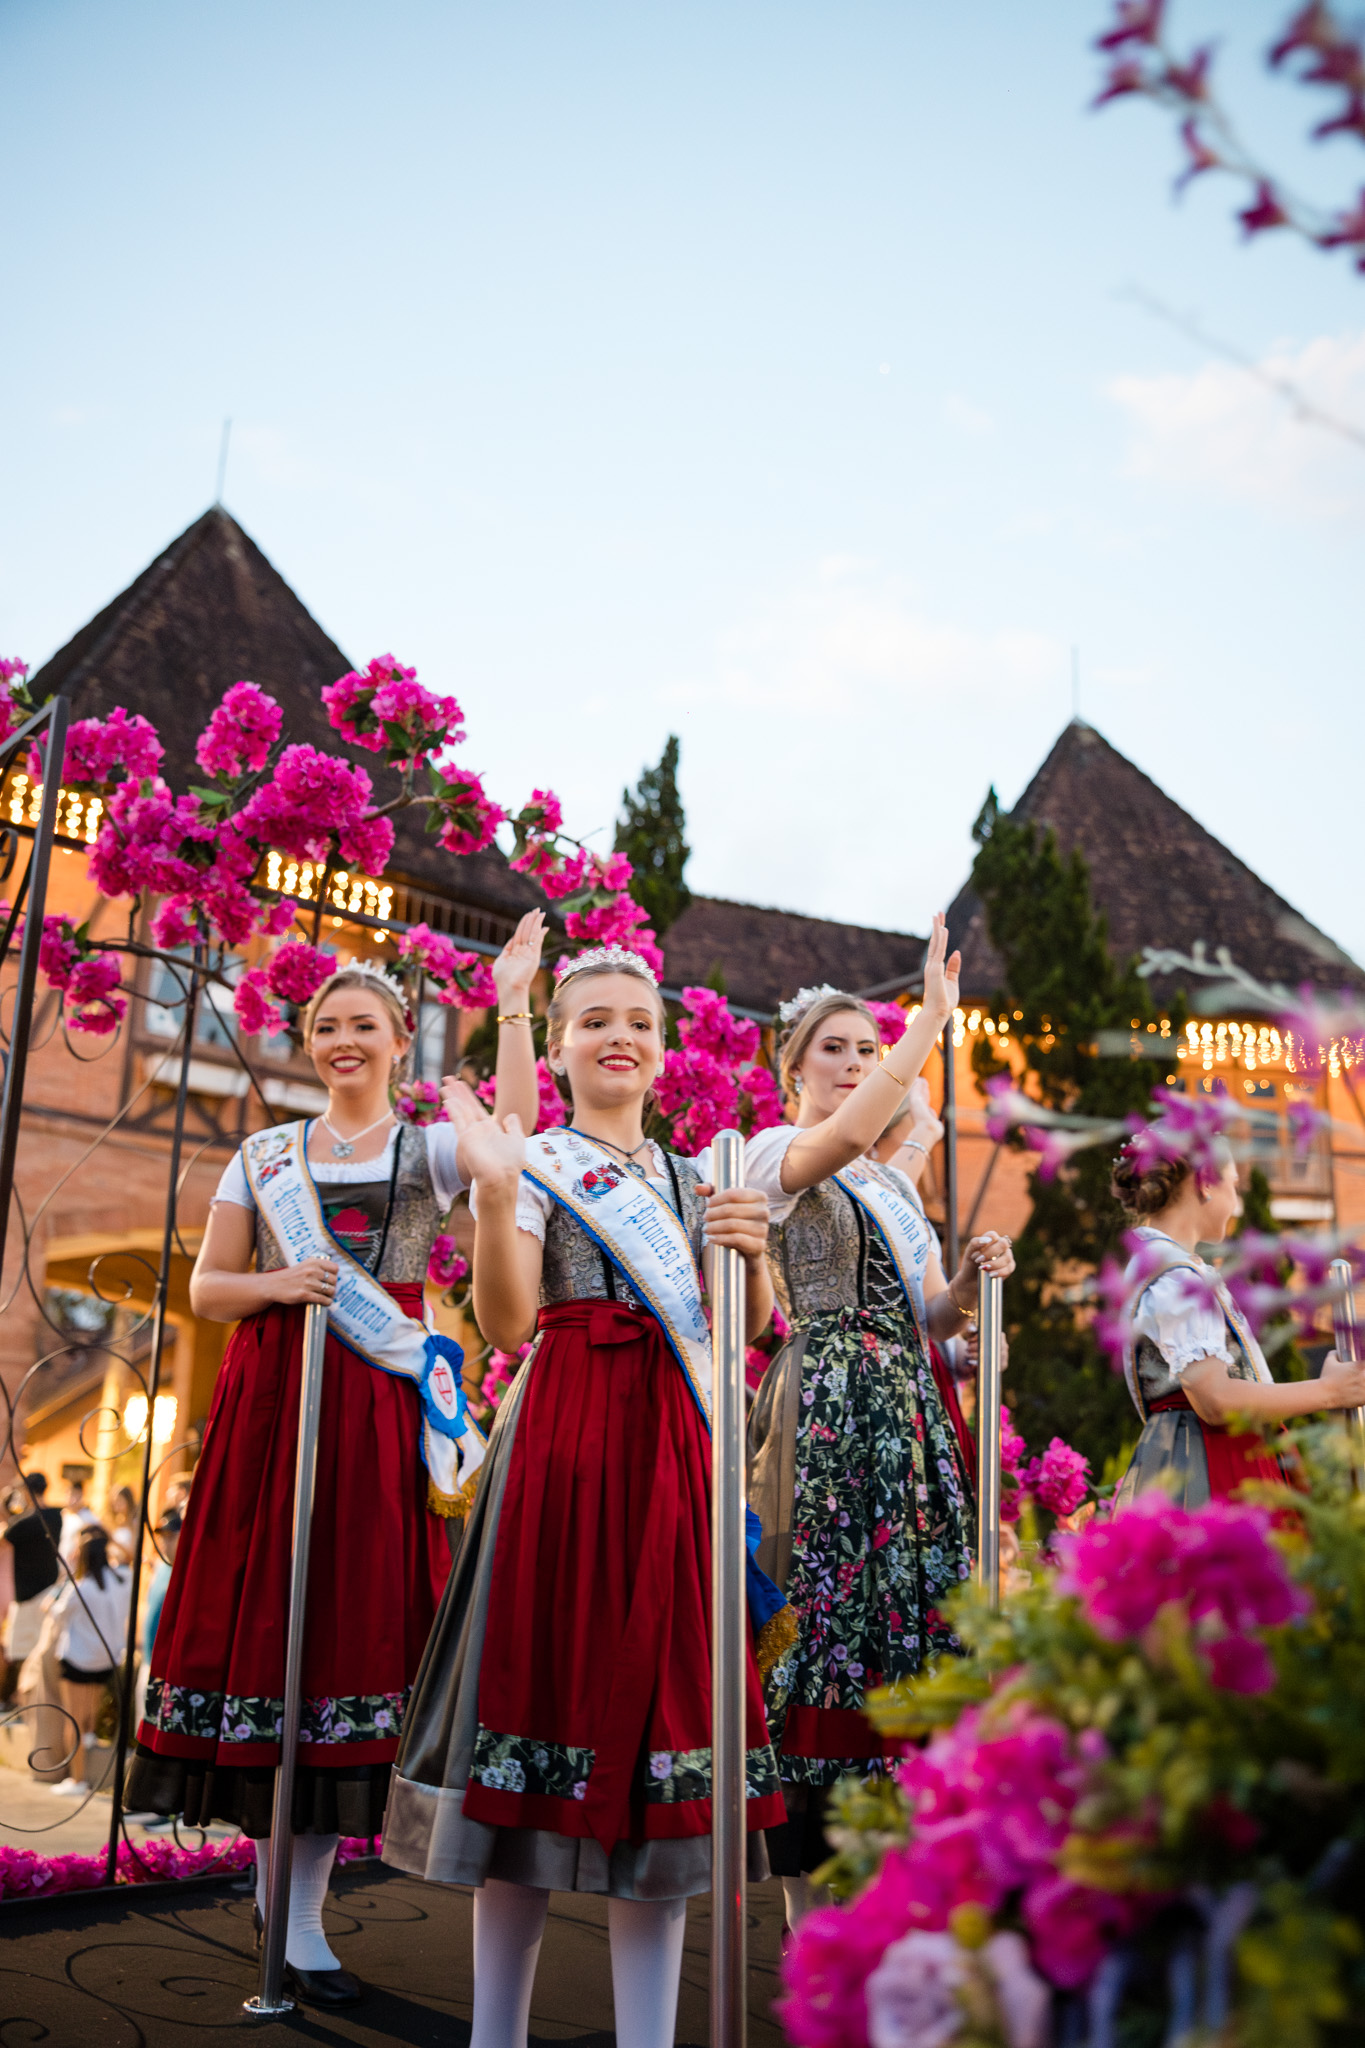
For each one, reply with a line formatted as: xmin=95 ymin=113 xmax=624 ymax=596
xmin=770 ymin=1170 xmax=907 ymax=1326
xmin=254 ymin=1127 xmax=444 ymax=1284
xmin=540 ymin=1155 xmax=708 ymax=1309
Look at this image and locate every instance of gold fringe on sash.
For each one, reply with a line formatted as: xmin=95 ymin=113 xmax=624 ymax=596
xmin=427 ymin=1468 xmax=482 ymax=1521
xmin=755 ymin=1602 xmax=798 ymax=1681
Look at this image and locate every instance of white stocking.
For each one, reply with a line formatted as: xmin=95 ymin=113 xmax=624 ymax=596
xmin=607 ymin=1895 xmax=687 ymax=2048
xmin=781 ymin=1875 xmax=829 ymax=1929
xmin=471 ymin=1878 xmax=550 ymax=2048
xmin=251 ymin=1833 xmax=341 ymax=1972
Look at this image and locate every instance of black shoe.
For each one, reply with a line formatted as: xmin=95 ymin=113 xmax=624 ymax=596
xmin=283 ymin=1963 xmax=363 ymax=2007
xmin=251 ymin=1903 xmax=262 ymax=1953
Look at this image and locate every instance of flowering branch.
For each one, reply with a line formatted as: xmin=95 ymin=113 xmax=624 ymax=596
xmin=1094 ymin=2 xmax=1365 ymax=272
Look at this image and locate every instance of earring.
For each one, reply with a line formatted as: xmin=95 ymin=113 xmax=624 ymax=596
xmin=793 ymin=1076 xmax=803 ymax=1096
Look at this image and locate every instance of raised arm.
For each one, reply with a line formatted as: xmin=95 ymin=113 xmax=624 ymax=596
xmin=188 ymin=1200 xmax=338 ymax=1323
xmin=463 ymin=1114 xmax=545 ymax=1352
xmin=491 ymin=911 xmax=547 ymax=1130
xmin=780 ymin=915 xmax=960 ymax=1195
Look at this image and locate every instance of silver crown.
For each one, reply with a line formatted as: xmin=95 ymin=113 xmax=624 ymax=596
xmin=778 ymin=983 xmax=841 ymax=1026
xmin=554 ymin=945 xmax=659 ymax=988
xmin=337 ymin=956 xmax=409 ymax=1005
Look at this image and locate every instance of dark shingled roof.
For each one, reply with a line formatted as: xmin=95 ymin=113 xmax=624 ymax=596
xmin=661 ymin=895 xmax=926 ymax=1017
xmin=946 ymin=720 xmax=1365 ymax=1010
xmin=29 ymin=506 xmax=543 ymax=925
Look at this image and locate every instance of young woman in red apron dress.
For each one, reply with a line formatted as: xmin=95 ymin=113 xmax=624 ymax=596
xmin=383 ymin=945 xmax=785 ymax=2048
xmin=1111 ymin=1139 xmax=1365 ymax=1507
xmin=127 ymin=914 xmax=545 ymax=2008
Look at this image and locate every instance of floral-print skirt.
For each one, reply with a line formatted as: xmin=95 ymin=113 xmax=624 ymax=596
xmin=127 ymin=1285 xmax=451 ymax=1837
xmin=756 ymin=1306 xmax=973 ymax=1791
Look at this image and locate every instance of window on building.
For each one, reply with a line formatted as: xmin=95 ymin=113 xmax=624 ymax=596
xmin=415 ymin=1002 xmax=449 ymax=1084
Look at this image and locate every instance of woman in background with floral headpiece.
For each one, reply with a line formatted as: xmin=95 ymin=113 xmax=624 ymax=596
xmin=384 ymin=944 xmax=786 ymax=2048
xmin=126 ymin=913 xmax=546 ymax=2010
xmin=1112 ymin=1137 xmax=1365 ymax=1507
xmin=745 ymin=916 xmax=1015 ymax=1930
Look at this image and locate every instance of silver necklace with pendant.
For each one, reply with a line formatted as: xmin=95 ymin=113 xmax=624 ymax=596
xmin=320 ymin=1109 xmax=395 ymax=1160
xmin=574 ymin=1128 xmax=654 ymax=1179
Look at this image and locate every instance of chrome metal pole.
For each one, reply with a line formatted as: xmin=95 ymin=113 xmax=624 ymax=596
xmin=941 ymin=1019 xmax=959 ymax=1279
xmin=710 ymin=1129 xmax=747 ymax=2048
xmin=1330 ymin=1258 xmax=1365 ymax=1489
xmin=244 ymin=1300 xmax=329 ymax=2019
xmin=975 ymin=1269 xmax=1003 ymax=1607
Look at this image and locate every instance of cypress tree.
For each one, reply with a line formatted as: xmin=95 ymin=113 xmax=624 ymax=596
xmin=614 ymin=735 xmax=692 ymax=936
xmin=968 ymin=788 xmax=1184 ymax=1478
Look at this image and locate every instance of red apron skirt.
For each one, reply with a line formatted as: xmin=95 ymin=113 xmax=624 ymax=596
xmin=128 ymin=1284 xmax=450 ymax=1835
xmin=1148 ymin=1390 xmax=1288 ymax=1497
xmin=461 ymin=1298 xmax=786 ymax=1851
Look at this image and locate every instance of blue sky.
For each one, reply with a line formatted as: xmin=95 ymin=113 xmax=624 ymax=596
xmin=3 ymin=0 xmax=1363 ymax=961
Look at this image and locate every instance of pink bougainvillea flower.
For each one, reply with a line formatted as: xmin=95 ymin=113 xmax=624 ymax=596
xmin=535 ymin=1058 xmax=567 ymax=1132
xmin=394 ymin=1078 xmax=446 ymax=1127
xmin=62 ymin=707 xmax=164 ymax=788
xmin=865 ymin=1001 xmax=909 ymax=1047
xmin=194 ymin=680 xmax=283 ymax=779
xmin=1095 ymin=0 xmax=1165 ymax=50
xmin=1239 ymin=180 xmax=1289 ymax=236
xmin=1020 ymin=1439 xmax=1091 ymax=1518
xmin=1173 ymin=115 xmax=1221 ymax=192
xmin=427 ymin=1233 xmax=467 ymax=1288
xmin=434 ymin=767 xmax=506 ymax=856
xmin=264 ymin=941 xmax=336 ymax=1007
xmin=233 ymin=968 xmax=284 ymax=1038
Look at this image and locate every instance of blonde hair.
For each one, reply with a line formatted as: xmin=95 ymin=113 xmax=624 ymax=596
xmin=778 ymin=990 xmax=881 ymax=1098
xmin=546 ymin=961 xmax=666 ymax=1068
xmin=301 ymin=969 xmax=412 ymax=1053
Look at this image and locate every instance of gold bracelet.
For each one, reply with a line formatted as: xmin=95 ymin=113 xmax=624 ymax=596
xmin=877 ymin=1064 xmax=909 ymax=1085
xmin=497 ymin=1011 xmax=533 ymax=1025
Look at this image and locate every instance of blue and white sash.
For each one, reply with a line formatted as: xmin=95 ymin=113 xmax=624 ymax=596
xmin=242 ymin=1121 xmax=485 ymax=1505
xmin=833 ymin=1158 xmax=934 ymax=1342
xmin=521 ymin=1128 xmax=712 ymax=1419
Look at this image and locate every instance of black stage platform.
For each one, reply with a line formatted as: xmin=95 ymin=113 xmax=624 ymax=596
xmin=1 ymin=1861 xmax=791 ymax=2048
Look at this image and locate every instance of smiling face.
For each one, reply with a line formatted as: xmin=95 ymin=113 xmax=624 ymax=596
xmin=791 ymin=1007 xmax=882 ymax=1121
xmin=305 ymin=986 xmax=409 ymax=1101
xmin=549 ymin=971 xmax=666 ymax=1117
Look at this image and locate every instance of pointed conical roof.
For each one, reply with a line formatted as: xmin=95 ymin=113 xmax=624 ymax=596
xmin=30 ymin=506 xmax=541 ymax=921
xmin=946 ymin=720 xmax=1363 ymax=1009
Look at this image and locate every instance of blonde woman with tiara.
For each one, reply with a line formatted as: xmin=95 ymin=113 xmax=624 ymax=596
xmin=384 ymin=943 xmax=786 ymax=2048
xmin=745 ymin=914 xmax=1014 ymax=1927
xmin=126 ymin=912 xmax=546 ymax=2009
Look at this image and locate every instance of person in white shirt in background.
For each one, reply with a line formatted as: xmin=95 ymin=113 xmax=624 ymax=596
xmin=58 ymin=1478 xmax=100 ymax=1568
xmin=43 ymin=1525 xmax=130 ymax=1795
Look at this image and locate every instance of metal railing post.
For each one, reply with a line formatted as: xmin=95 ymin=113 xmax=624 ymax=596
xmin=941 ymin=1019 xmax=959 ymax=1278
xmin=245 ymin=1300 xmax=329 ymax=2018
xmin=1330 ymin=1258 xmax=1365 ymax=1490
xmin=710 ymin=1128 xmax=747 ymax=2048
xmin=975 ymin=1268 xmax=1004 ymax=1607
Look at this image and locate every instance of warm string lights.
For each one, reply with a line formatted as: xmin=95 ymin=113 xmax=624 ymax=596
xmin=261 ymin=851 xmax=392 ymax=925
xmin=5 ymin=773 xmax=105 ymax=845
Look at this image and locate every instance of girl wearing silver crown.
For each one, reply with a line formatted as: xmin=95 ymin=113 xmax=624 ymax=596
xmin=746 ymin=915 xmax=1014 ymax=1927
xmin=126 ymin=913 xmax=546 ymax=2010
xmin=384 ymin=944 xmax=787 ymax=2048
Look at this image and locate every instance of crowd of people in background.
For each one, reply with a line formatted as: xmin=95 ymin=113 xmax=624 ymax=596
xmin=0 ymin=1466 xmax=185 ymax=1801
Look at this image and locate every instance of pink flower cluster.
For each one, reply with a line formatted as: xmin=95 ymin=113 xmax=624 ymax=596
xmin=237 ymin=743 xmax=393 ymax=874
xmin=322 ymin=656 xmax=464 ymax=765
xmin=434 ymin=766 xmax=506 ymax=856
xmin=866 ymin=1001 xmax=909 ymax=1046
xmin=1019 ymin=1439 xmax=1091 ymax=1519
xmin=0 ymin=1833 xmax=379 ymax=1900
xmin=1056 ymin=1492 xmax=1310 ymax=1693
xmin=482 ymin=1343 xmax=531 ymax=1408
xmin=0 ymin=657 xmax=32 ymax=742
xmin=195 ymin=680 xmax=283 ymax=779
xmin=395 ymin=1078 xmax=446 ymax=1127
xmin=564 ymin=893 xmax=664 ymax=976
xmin=395 ymin=923 xmax=497 ymax=1010
xmin=61 ymin=707 xmax=164 ymax=788
xmin=653 ymin=990 xmax=784 ymax=1151
xmin=427 ymin=1233 xmax=468 ymax=1289
xmin=232 ymin=941 xmax=336 ymax=1036
xmin=781 ymin=1705 xmax=1137 ymax=2048
xmin=474 ymin=1058 xmax=568 ymax=1133
xmin=37 ymin=916 xmax=126 ymax=1035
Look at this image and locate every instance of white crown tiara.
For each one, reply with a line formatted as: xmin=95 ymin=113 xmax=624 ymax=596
xmin=778 ymin=983 xmax=841 ymax=1027
xmin=555 ymin=945 xmax=659 ymax=989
